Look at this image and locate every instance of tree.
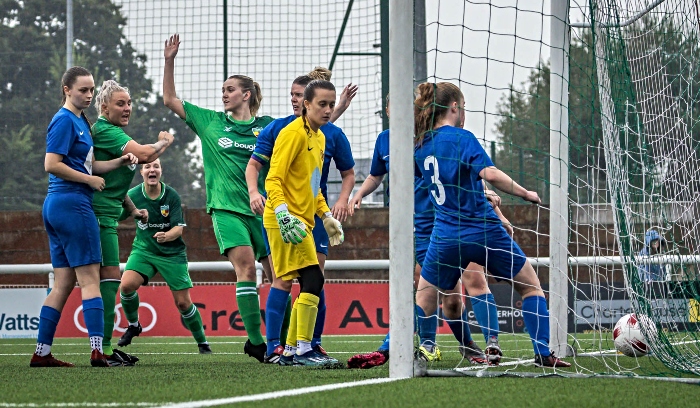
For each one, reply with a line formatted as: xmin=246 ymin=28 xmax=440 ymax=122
xmin=494 ymin=30 xmax=604 ymax=205
xmin=0 ymin=0 xmax=205 ymax=209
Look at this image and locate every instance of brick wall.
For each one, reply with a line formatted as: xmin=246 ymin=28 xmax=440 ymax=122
xmin=0 ymin=206 xmax=621 ymax=285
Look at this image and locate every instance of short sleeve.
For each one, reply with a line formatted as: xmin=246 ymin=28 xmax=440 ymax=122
xmin=169 ymin=189 xmax=186 ymax=227
xmin=252 ymin=122 xmax=275 ymax=165
xmin=46 ymin=116 xmax=74 ymax=155
xmin=369 ymin=132 xmax=388 ymax=176
xmin=463 ymin=132 xmax=494 ymax=177
xmin=95 ymin=123 xmax=133 ymax=157
xmin=182 ymin=101 xmax=217 ymax=138
xmin=332 ymin=130 xmax=355 ymax=171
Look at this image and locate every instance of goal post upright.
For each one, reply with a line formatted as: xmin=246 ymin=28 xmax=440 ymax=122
xmin=549 ymin=0 xmax=571 ymax=357
xmin=388 ymin=0 xmax=415 ymax=379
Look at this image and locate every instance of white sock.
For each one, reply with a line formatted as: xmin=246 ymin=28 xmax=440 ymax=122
xmin=297 ymin=340 xmax=312 ymax=355
xmin=35 ymin=343 xmax=51 ymax=357
xmin=129 ymin=321 xmax=139 ymax=327
xmin=283 ymin=344 xmax=297 ymax=357
xmin=90 ymin=336 xmax=103 ymax=353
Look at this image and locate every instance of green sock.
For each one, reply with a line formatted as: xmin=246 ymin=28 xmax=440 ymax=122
xmin=119 ymin=291 xmax=140 ymax=324
xmin=181 ymin=304 xmax=207 ymax=344
xmin=100 ymin=280 xmax=120 ymax=355
xmin=280 ymin=294 xmax=292 ymax=346
xmin=235 ymin=281 xmax=264 ymax=345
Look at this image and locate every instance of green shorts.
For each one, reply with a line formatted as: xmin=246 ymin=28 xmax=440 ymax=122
xmin=124 ymin=250 xmax=192 ymax=291
xmin=98 ymin=217 xmax=120 ymax=267
xmin=210 ymin=209 xmax=266 ymax=260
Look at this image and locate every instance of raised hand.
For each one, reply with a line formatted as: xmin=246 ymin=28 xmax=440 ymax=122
xmin=164 ymin=34 xmax=181 ymax=60
xmin=158 ymin=131 xmax=174 ymax=146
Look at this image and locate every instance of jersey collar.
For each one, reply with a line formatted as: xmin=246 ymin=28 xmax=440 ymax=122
xmin=141 ymin=182 xmax=165 ymax=201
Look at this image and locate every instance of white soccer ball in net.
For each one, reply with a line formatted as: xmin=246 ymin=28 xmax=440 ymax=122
xmin=613 ymin=313 xmax=656 ymax=357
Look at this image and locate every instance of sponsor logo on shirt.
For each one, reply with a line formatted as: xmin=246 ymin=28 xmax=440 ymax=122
xmin=137 ymin=220 xmax=171 ymax=230
xmin=218 ymin=137 xmax=233 ymax=148
xmin=224 ymin=126 xmax=233 ymax=132
xmin=217 ymin=137 xmax=255 ymax=151
xmin=160 ymin=205 xmax=170 ymax=217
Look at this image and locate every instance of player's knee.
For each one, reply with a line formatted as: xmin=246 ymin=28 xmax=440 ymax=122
xmin=298 ymin=265 xmax=324 ymax=297
xmin=441 ymin=295 xmax=462 ymax=319
xmin=176 ymin=298 xmax=192 ymax=312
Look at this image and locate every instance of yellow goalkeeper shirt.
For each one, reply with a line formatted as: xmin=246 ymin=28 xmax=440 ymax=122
xmin=263 ymin=117 xmax=330 ymax=229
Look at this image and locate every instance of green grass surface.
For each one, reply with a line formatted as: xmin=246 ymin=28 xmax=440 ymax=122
xmin=1 ymin=335 xmax=698 ymax=407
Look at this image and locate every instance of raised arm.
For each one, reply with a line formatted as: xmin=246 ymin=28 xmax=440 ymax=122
xmin=330 ymin=83 xmax=358 ymax=123
xmin=163 ymin=34 xmax=186 ymax=119
xmin=123 ymin=132 xmax=174 ymax=164
xmin=479 ymin=166 xmax=541 ymax=204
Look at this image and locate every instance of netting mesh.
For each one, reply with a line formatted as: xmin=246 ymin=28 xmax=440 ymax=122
xmin=114 ymin=0 xmax=384 ymax=204
xmin=417 ymin=0 xmax=700 ymax=378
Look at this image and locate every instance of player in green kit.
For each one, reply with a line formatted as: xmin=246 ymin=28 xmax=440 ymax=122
xmin=92 ymin=80 xmax=174 ymax=366
xmin=162 ymin=34 xmax=270 ymax=361
xmin=117 ymin=158 xmax=209 ymax=353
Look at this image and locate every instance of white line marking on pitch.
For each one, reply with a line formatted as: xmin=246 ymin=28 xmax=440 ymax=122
xmin=0 ymin=403 xmax=161 ymax=407
xmin=155 ymin=378 xmax=403 ymax=408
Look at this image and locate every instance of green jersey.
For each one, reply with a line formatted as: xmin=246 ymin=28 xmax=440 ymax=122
xmin=122 ymin=182 xmax=187 ymax=261
xmin=182 ymin=101 xmax=273 ymax=215
xmin=92 ymin=116 xmax=137 ymax=219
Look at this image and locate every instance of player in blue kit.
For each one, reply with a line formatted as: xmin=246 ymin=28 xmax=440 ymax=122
xmin=413 ymin=81 xmax=570 ymax=368
xmin=245 ymin=68 xmax=356 ymax=363
xmin=347 ymin=95 xmax=504 ymax=368
xmin=31 ymin=66 xmax=138 ymax=367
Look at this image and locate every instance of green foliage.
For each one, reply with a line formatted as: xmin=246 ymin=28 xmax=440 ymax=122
xmin=0 ymin=0 xmax=204 ymax=209
xmin=494 ymin=30 xmax=603 ymax=205
xmin=0 ymin=125 xmax=46 ymax=210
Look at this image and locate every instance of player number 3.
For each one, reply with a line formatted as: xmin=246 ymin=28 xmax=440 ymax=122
xmin=423 ymin=155 xmax=445 ymax=205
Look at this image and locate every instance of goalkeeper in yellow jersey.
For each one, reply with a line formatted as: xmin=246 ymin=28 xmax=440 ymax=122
xmin=263 ymin=80 xmax=344 ymax=367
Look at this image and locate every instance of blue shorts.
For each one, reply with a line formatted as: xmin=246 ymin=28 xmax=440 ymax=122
xmin=261 ymin=215 xmax=329 ymax=257
xmin=420 ymin=223 xmax=527 ymax=290
xmin=42 ymin=192 xmax=102 ymax=268
xmin=312 ymin=214 xmax=330 ymax=256
xmin=415 ymin=236 xmax=430 ymax=266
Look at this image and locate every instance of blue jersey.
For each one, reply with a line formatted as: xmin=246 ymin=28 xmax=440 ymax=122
xmin=414 ymin=125 xmax=500 ymax=236
xmin=252 ymin=114 xmax=355 ymax=200
xmin=370 ymin=130 xmax=433 ymax=238
xmin=45 ymin=108 xmax=94 ymax=195
xmin=370 ymin=130 xmax=390 ymax=177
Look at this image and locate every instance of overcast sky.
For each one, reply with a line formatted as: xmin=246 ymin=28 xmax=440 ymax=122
xmin=114 ymin=0 xmax=593 ymax=158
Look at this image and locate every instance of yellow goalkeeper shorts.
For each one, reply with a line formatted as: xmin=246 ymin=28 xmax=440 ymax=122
xmin=267 ymin=225 xmax=318 ymax=280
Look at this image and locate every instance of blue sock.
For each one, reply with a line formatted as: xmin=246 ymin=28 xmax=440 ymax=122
xmin=521 ymin=296 xmax=550 ymax=356
xmin=378 ymin=331 xmax=390 ymax=351
xmin=82 ymin=297 xmax=104 ymax=338
xmin=416 ymin=305 xmax=437 ymax=347
xmin=447 ymin=310 xmax=473 ymax=346
xmin=265 ymin=287 xmax=290 ymax=354
xmin=311 ymin=289 xmax=326 ymax=348
xmin=37 ymin=306 xmax=61 ymax=346
xmin=471 ymin=293 xmax=499 ymax=342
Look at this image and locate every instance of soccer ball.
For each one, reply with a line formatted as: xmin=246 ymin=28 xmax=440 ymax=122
xmin=613 ymin=313 xmax=655 ymax=357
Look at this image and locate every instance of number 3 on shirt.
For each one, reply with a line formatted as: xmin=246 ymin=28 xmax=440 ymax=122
xmin=423 ymin=155 xmax=445 ymax=205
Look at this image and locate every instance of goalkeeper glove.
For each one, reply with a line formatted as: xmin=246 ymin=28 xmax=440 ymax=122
xmin=275 ymin=204 xmax=307 ymax=244
xmin=322 ymin=212 xmax=344 ymax=246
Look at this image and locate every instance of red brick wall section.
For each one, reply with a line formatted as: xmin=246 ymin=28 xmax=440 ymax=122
xmin=1 ymin=206 xmax=621 ymax=285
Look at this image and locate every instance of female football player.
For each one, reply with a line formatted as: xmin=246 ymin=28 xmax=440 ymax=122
xmin=163 ymin=34 xmax=271 ymax=361
xmin=263 ymin=80 xmax=344 ymax=366
xmin=412 ymin=81 xmax=570 ymax=368
xmin=92 ymin=79 xmax=174 ymax=366
xmin=245 ymin=68 xmax=356 ymax=362
xmin=32 ymin=67 xmax=137 ymax=367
